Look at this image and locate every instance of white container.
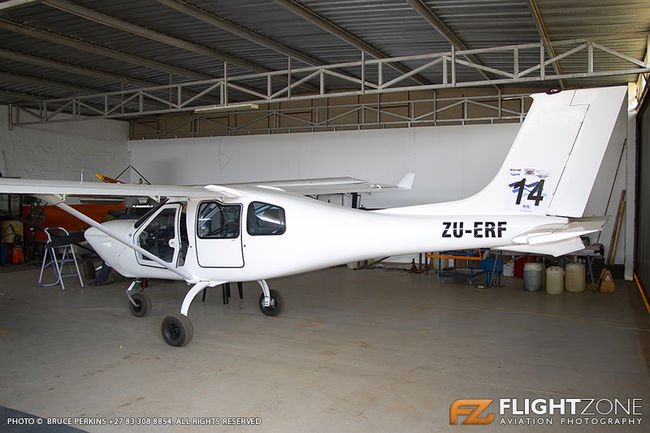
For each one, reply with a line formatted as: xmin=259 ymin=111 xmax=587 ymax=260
xmin=546 ymin=266 xmax=564 ymax=294
xmin=503 ymin=260 xmax=514 ymax=277
xmin=523 ymin=262 xmax=544 ymax=291
xmin=565 ymin=263 xmax=586 ymax=293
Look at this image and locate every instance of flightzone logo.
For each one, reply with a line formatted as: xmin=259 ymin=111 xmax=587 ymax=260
xmin=450 ymin=399 xmax=494 ymax=425
xmin=450 ymin=398 xmax=644 ymax=426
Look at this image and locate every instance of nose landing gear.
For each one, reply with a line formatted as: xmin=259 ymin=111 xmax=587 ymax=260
xmin=126 ymin=280 xmax=151 ymax=317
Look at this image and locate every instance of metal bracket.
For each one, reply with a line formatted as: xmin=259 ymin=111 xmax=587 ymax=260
xmin=126 ymin=280 xmax=141 ymax=307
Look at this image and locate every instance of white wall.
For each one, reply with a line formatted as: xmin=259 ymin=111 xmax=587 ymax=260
xmin=0 ymin=106 xmax=128 ymax=181
xmin=128 ymin=124 xmax=519 ymax=209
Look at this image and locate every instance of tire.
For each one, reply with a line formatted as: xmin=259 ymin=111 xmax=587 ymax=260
xmin=161 ymin=314 xmax=194 ymax=347
xmin=258 ymin=289 xmax=281 ymax=316
xmin=128 ymin=292 xmax=151 ymax=317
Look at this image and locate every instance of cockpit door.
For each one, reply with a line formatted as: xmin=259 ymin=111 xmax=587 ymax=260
xmin=195 ymin=201 xmax=244 ymax=268
xmin=134 ymin=203 xmax=182 ymax=268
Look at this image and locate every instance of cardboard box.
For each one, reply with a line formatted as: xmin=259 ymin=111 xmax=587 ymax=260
xmin=1 ymin=220 xmax=23 ymax=243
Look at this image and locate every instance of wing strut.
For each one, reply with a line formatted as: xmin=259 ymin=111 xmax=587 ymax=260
xmin=55 ymin=202 xmax=196 ymax=282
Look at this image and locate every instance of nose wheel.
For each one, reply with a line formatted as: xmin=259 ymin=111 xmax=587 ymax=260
xmin=126 ymin=281 xmax=151 ymax=317
xmin=128 ymin=292 xmax=151 ymax=317
xmin=161 ymin=314 xmax=194 ymax=347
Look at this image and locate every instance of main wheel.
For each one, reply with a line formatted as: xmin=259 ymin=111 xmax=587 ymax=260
xmin=128 ymin=292 xmax=151 ymax=317
xmin=161 ymin=314 xmax=194 ymax=347
xmin=258 ymin=289 xmax=281 ymax=316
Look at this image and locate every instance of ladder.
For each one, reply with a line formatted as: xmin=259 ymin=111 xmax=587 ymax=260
xmin=38 ymin=227 xmax=84 ymax=290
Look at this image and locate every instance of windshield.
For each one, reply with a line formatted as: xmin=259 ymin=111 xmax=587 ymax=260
xmin=133 ymin=199 xmax=168 ymax=229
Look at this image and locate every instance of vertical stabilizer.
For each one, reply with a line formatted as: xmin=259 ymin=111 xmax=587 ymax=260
xmin=378 ymin=86 xmax=627 ymax=217
xmin=473 ymin=86 xmax=627 ymax=217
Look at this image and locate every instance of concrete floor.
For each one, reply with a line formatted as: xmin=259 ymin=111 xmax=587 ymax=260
xmin=0 ymin=265 xmax=649 ymax=432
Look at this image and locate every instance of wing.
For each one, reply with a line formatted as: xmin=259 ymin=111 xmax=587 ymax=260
xmin=0 ymin=178 xmax=240 ymax=201
xmin=231 ymin=172 xmax=415 ymax=195
xmin=0 ymin=172 xmax=415 ymax=202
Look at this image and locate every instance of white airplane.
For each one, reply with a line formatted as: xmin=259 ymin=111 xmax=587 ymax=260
xmin=0 ymin=86 xmax=626 ymax=347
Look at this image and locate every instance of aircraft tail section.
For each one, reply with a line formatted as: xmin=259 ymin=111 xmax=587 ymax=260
xmin=379 ymin=86 xmax=627 ymax=218
xmin=466 ymin=86 xmax=626 ymax=217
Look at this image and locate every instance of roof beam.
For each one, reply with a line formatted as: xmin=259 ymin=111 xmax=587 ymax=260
xmin=0 ymin=48 xmax=153 ymax=88
xmin=0 ymin=88 xmax=49 ymax=103
xmin=39 ymin=0 xmax=317 ymax=93
xmin=41 ymin=0 xmax=268 ymax=74
xmin=271 ymin=0 xmax=429 ymax=85
xmin=526 ymin=0 xmax=565 ymax=89
xmin=155 ymin=0 xmax=323 ymax=67
xmin=0 ymin=18 xmax=211 ymax=81
xmin=0 ymin=71 xmax=99 ymax=94
xmin=0 ymin=0 xmax=37 ymax=11
xmin=0 ymin=50 xmax=221 ymax=107
xmin=406 ymin=0 xmax=498 ymax=88
xmin=155 ymin=0 xmax=370 ymax=92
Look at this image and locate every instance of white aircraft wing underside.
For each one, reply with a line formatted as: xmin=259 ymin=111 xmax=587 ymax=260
xmin=0 ymin=173 xmax=415 ymax=202
xmin=0 ymin=178 xmax=233 ymax=200
xmin=228 ymin=172 xmax=415 ymax=195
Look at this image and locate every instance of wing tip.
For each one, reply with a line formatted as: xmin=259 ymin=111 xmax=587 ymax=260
xmin=397 ymin=173 xmax=415 ymax=190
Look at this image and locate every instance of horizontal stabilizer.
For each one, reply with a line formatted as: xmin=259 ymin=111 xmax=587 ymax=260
xmin=497 ymin=237 xmax=586 ymax=257
xmin=495 ymin=217 xmax=606 ymax=257
xmin=511 ymin=217 xmax=607 ymax=245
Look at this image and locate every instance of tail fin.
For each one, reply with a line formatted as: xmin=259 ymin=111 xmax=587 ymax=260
xmin=471 ymin=86 xmax=627 ymax=217
xmin=381 ymin=86 xmax=627 ymax=217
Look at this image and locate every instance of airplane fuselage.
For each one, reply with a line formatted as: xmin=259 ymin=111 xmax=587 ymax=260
xmin=85 ymin=188 xmax=567 ymax=284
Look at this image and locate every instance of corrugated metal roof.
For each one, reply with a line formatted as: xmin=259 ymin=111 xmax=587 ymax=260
xmin=0 ymin=0 xmax=646 ymax=105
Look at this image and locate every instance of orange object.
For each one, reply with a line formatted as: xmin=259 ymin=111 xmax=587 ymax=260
xmin=11 ymin=244 xmax=23 ymax=264
xmin=23 ymin=203 xmax=125 ymax=241
xmin=426 ymin=249 xmax=484 ymax=261
xmin=597 ymin=269 xmax=616 ymax=293
xmin=95 ymin=173 xmax=124 ymax=184
xmin=633 ymin=272 xmax=650 ymax=314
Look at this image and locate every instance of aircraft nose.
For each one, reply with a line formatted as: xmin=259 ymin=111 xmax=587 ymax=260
xmin=84 ymin=226 xmax=113 ymax=259
xmin=83 ymin=220 xmax=133 ymax=269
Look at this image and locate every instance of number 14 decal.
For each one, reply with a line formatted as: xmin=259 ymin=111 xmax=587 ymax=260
xmin=509 ymin=178 xmax=545 ymax=206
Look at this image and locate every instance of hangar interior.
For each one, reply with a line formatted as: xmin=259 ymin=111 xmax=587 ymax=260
xmin=0 ymin=1 xmax=649 ymax=432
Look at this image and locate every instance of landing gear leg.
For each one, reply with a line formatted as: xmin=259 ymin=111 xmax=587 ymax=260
xmin=161 ymin=281 xmax=211 ymax=347
xmin=257 ymin=280 xmax=281 ymax=316
xmin=126 ymin=280 xmax=151 ymax=317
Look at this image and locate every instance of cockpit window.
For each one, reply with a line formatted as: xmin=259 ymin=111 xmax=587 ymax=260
xmin=247 ymin=202 xmax=286 ymax=236
xmin=134 ymin=199 xmax=168 ymax=229
xmin=197 ymin=202 xmax=241 ymax=239
xmin=136 ymin=207 xmax=176 ymax=263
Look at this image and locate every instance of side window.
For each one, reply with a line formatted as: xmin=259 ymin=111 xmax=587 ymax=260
xmin=137 ymin=208 xmax=176 ymax=263
xmin=247 ymin=202 xmax=286 ymax=236
xmin=197 ymin=202 xmax=241 ymax=239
